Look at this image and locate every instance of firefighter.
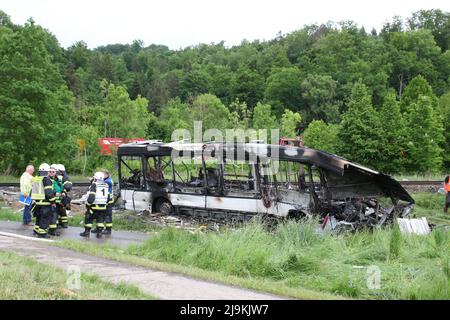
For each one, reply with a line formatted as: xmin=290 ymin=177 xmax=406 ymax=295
xmin=92 ymin=169 xmax=114 ymax=235
xmin=445 ymin=175 xmax=450 ymax=213
xmin=52 ymin=164 xmax=72 ymax=228
xmin=31 ymin=164 xmax=60 ymax=238
xmin=80 ymin=172 xmax=108 ymax=238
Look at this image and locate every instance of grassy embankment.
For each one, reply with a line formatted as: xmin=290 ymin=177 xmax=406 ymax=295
xmin=0 ymin=251 xmax=155 ymax=299
xmin=0 ymin=192 xmax=448 ymax=300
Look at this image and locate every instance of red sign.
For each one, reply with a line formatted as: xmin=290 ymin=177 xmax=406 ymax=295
xmin=98 ymin=138 xmax=145 ymax=155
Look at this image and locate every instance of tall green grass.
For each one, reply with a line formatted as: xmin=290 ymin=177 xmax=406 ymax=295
xmin=125 ymin=220 xmax=449 ymax=299
xmin=0 ymin=251 xmax=155 ymax=299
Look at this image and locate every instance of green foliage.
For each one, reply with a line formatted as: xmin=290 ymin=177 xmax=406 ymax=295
xmin=123 ymin=219 xmax=449 ymax=299
xmin=95 ymin=81 xmax=150 ymax=138
xmin=228 ymin=100 xmax=252 ymax=129
xmin=438 ymin=92 xmax=450 ymax=169
xmin=252 ymin=103 xmax=277 ymax=131
xmin=1 ymin=10 xmax=450 ymax=174
xmin=389 ymin=224 xmax=401 ymax=260
xmin=302 ymin=120 xmax=339 ymax=153
xmin=377 ymin=91 xmax=408 ymax=173
xmin=0 ymin=251 xmax=153 ymax=299
xmin=404 ymin=96 xmax=444 ymax=173
xmin=280 ymin=109 xmax=302 ymax=137
xmin=159 ymin=98 xmax=193 ymax=141
xmin=401 ymin=75 xmax=438 ymax=112
xmin=337 ymin=81 xmax=382 ymax=168
xmin=264 ymin=67 xmax=303 ymax=116
xmin=191 ymin=93 xmax=230 ymax=131
xmin=0 ymin=19 xmax=76 ymax=173
xmin=300 ymin=73 xmax=340 ymax=123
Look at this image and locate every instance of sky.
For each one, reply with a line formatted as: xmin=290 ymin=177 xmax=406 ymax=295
xmin=1 ymin=0 xmax=450 ymax=49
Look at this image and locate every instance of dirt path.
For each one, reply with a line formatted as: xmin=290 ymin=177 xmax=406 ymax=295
xmin=0 ymin=234 xmax=286 ymax=300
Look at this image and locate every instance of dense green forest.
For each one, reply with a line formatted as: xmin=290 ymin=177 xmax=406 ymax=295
xmin=0 ymin=9 xmax=449 ymax=175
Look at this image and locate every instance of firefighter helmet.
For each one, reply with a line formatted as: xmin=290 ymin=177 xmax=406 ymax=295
xmin=38 ymin=163 xmax=50 ymax=172
xmin=94 ymin=172 xmax=104 ymax=181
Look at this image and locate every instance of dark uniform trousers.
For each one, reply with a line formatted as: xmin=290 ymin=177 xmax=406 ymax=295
xmin=32 ymin=204 xmax=55 ymax=235
xmin=56 ymin=203 xmax=69 ymax=227
xmin=84 ymin=205 xmax=106 ymax=230
xmin=105 ymin=204 xmax=113 ymax=229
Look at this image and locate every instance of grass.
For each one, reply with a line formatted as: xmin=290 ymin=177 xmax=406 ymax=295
xmin=0 ymin=251 xmax=156 ymax=299
xmin=55 ymin=239 xmax=343 ymax=300
xmin=1 ymin=191 xmax=449 ymax=299
xmin=410 ymin=192 xmax=450 ymax=227
xmin=56 ymin=218 xmax=450 ymax=300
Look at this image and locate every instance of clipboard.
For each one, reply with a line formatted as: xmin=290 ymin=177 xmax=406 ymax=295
xmin=19 ymin=195 xmax=31 ymax=206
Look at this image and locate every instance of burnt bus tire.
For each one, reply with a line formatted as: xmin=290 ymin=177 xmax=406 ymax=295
xmin=155 ymin=198 xmax=173 ymax=215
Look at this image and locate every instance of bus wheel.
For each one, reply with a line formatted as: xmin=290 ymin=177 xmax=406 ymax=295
xmin=155 ymin=199 xmax=173 ymax=215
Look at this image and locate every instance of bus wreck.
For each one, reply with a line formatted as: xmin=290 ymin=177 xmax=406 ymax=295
xmin=117 ymin=141 xmax=414 ymax=230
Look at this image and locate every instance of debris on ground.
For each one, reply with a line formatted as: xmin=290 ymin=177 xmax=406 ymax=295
xmin=319 ymin=198 xmax=413 ymax=232
xmin=397 ymin=217 xmax=431 ymax=235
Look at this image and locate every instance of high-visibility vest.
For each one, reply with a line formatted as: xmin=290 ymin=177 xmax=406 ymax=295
xmin=30 ymin=177 xmax=45 ymax=200
xmin=53 ymin=178 xmax=64 ymax=203
xmin=93 ymin=182 xmax=109 ymax=205
xmin=445 ymin=181 xmax=450 ymax=193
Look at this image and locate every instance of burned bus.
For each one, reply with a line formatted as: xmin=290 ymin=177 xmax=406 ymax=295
xmin=117 ymin=140 xmax=414 ymax=230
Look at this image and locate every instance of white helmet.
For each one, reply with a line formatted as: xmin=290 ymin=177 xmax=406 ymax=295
xmin=57 ymin=164 xmax=66 ymax=172
xmin=39 ymin=163 xmax=50 ymax=172
xmin=52 ymin=164 xmax=64 ymax=172
xmin=94 ymin=172 xmax=104 ymax=181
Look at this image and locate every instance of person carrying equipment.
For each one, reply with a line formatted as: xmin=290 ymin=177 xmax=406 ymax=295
xmin=31 ymin=164 xmax=60 ymax=238
xmin=80 ymin=172 xmax=108 ymax=238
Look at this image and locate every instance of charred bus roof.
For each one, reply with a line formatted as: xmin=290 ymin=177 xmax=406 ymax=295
xmin=118 ymin=140 xmax=414 ymax=204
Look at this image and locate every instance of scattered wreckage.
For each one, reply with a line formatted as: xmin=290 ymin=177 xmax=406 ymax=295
xmin=114 ymin=140 xmax=414 ymax=231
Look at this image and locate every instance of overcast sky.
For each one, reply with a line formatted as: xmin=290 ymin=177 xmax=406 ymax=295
xmin=2 ymin=0 xmax=450 ymax=49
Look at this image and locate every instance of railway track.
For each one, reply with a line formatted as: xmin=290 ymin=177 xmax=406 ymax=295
xmin=0 ymin=182 xmax=102 ymax=188
xmin=0 ymin=181 xmax=443 ymax=188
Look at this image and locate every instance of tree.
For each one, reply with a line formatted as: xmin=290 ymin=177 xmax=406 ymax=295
xmin=264 ymin=67 xmax=303 ymax=115
xmin=0 ymin=19 xmax=76 ymax=173
xmin=95 ymin=82 xmax=150 ymax=138
xmin=377 ymin=91 xmax=408 ymax=173
xmin=179 ymin=65 xmax=212 ymax=101
xmin=228 ymin=99 xmax=252 ymax=129
xmin=438 ymin=91 xmax=450 ymax=169
xmin=231 ymin=66 xmax=264 ymax=109
xmin=407 ymin=9 xmax=450 ymax=51
xmin=300 ymin=73 xmax=340 ymax=123
xmin=404 ymin=96 xmax=444 ymax=173
xmin=159 ymin=98 xmax=193 ymax=140
xmin=337 ymin=81 xmax=382 ymax=168
xmin=302 ymin=120 xmax=339 ymax=153
xmin=280 ymin=109 xmax=302 ymax=137
xmin=386 ymin=30 xmax=441 ymax=97
xmin=191 ymin=94 xmax=230 ymax=131
xmin=400 ymin=75 xmax=438 ymax=112
xmin=252 ymin=103 xmax=277 ymax=131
